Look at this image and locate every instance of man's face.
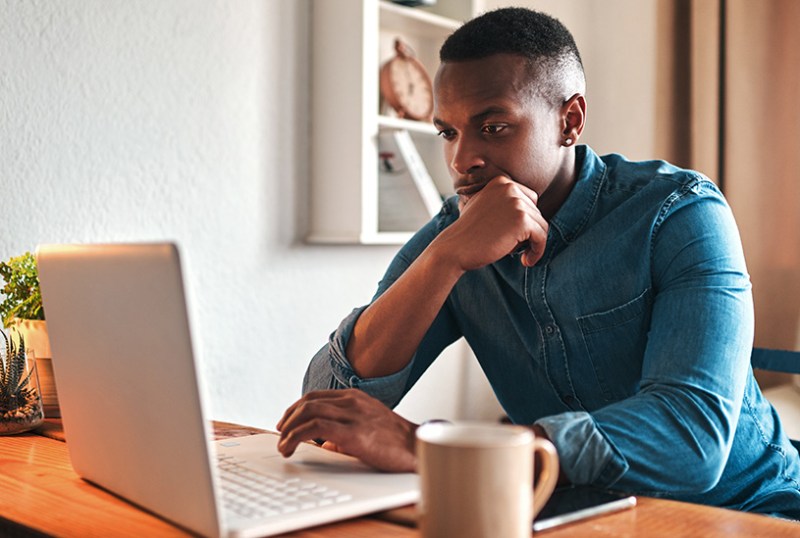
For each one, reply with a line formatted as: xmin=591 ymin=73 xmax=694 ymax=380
xmin=433 ymin=54 xmax=565 ymax=209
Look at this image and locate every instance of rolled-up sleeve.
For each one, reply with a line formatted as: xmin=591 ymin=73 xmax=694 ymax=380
xmin=302 ymin=306 xmax=417 ymax=407
xmin=536 ymin=412 xmax=629 ymax=486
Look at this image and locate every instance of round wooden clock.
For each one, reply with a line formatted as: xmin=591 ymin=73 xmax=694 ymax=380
xmin=379 ymin=38 xmax=434 ymax=122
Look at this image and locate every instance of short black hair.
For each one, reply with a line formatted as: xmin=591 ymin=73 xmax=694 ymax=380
xmin=439 ymin=7 xmax=585 ymax=104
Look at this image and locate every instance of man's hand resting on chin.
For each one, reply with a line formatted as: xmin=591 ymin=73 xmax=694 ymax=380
xmin=276 ymin=389 xmax=418 ymax=473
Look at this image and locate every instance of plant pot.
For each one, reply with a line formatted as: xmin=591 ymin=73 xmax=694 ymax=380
xmin=11 ymin=319 xmax=59 ymax=418
xmin=0 ymin=338 xmax=44 ymax=434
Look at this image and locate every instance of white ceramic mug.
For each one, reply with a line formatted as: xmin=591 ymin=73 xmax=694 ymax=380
xmin=416 ymin=422 xmax=559 ymax=538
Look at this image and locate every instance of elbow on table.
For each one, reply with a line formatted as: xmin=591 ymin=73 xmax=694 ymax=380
xmin=627 ymin=451 xmax=726 ymax=495
xmin=664 ymin=434 xmax=732 ymax=494
xmin=677 ymin=455 xmax=726 ymax=494
xmin=661 ymin=393 xmax=739 ymax=494
xmin=627 ymin=422 xmax=734 ymax=494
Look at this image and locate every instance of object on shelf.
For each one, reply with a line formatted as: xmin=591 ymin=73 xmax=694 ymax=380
xmin=378 ymin=130 xmax=442 ymax=232
xmin=379 ymin=38 xmax=434 ymax=122
xmin=391 ymin=0 xmax=437 ymax=7
xmin=309 ymin=0 xmax=467 ymax=244
xmin=393 ymin=129 xmax=442 ymax=216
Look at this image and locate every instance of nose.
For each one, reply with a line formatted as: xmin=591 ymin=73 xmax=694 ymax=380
xmin=449 ymin=136 xmax=486 ymax=175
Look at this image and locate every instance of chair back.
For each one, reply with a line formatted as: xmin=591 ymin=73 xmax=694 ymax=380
xmin=751 ymin=348 xmax=800 ymax=454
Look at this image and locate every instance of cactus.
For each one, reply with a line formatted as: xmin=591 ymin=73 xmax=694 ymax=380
xmin=0 ymin=327 xmax=43 ymax=433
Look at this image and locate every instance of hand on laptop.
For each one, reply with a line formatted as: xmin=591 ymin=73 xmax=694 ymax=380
xmin=276 ymin=389 xmax=418 ymax=473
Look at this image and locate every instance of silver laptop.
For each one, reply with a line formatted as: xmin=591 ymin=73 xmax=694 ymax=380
xmin=36 ymin=242 xmax=418 ymax=538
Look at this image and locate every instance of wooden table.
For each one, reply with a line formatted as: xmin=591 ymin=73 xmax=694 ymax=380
xmin=1 ymin=420 xmax=797 ymax=537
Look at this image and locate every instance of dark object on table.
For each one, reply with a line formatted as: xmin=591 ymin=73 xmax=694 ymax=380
xmin=533 ymin=486 xmax=636 ymax=532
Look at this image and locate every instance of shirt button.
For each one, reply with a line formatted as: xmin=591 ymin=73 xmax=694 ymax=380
xmin=562 ymin=394 xmax=575 ymax=405
xmin=544 ymin=324 xmax=557 ymax=336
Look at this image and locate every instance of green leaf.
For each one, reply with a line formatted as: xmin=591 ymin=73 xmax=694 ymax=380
xmin=0 ymin=252 xmax=45 ymax=326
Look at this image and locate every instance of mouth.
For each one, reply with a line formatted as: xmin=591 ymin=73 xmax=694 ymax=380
xmin=455 ymin=181 xmax=489 ymax=211
xmin=454 ymin=182 xmax=487 ymax=197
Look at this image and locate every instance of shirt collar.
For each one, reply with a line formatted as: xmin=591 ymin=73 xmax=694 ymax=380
xmin=549 ymin=145 xmax=606 ymax=244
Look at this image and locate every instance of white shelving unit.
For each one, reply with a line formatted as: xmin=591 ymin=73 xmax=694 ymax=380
xmin=308 ymin=0 xmax=478 ymax=245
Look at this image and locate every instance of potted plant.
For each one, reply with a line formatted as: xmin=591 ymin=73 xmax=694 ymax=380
xmin=0 ymin=252 xmax=59 ymax=417
xmin=0 ymin=327 xmax=44 ymax=434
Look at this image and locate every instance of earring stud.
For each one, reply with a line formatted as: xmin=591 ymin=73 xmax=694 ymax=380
xmin=564 ymin=138 xmax=573 ymax=146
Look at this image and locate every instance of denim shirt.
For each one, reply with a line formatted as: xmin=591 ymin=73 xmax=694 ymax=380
xmin=303 ymin=145 xmax=800 ymax=517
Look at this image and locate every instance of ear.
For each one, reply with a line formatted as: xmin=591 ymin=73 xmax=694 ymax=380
xmin=560 ymin=93 xmax=586 ymax=147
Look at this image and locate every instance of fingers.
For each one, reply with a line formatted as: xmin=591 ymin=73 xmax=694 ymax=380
xmin=496 ymin=176 xmax=538 ymax=206
xmin=459 ymin=175 xmax=536 ymax=212
xmin=276 ymin=389 xmax=347 ymax=431
xmin=276 ymin=389 xmax=374 ymax=457
xmin=494 ymin=179 xmax=548 ymax=267
xmin=521 ymin=239 xmax=547 ymax=267
xmin=485 ymin=178 xmax=548 ymax=266
xmin=521 ymin=215 xmax=549 ymax=267
xmin=445 ymin=175 xmax=551 ymax=272
xmin=321 ymin=440 xmax=342 ymax=453
xmin=473 ymin=177 xmax=547 ymax=232
xmin=275 ymin=389 xmax=419 ymax=472
xmin=277 ymin=416 xmax=349 ymax=457
xmin=277 ymin=391 xmax=353 ymax=447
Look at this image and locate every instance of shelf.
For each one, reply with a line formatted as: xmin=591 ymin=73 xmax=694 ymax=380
xmin=307 ymin=230 xmax=415 ymax=246
xmin=308 ymin=0 xmax=472 ymax=245
xmin=378 ymin=115 xmax=439 ymax=135
xmin=380 ymin=1 xmax=461 ymax=37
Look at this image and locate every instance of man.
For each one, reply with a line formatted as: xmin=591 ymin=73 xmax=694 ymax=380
xmin=278 ymin=7 xmax=800 ymax=517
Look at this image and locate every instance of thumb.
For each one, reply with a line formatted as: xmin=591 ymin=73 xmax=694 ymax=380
xmin=521 ymin=242 xmax=545 ymax=267
xmin=321 ymin=440 xmax=344 ymax=453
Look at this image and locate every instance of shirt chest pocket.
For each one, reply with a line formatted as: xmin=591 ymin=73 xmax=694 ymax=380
xmin=577 ymin=288 xmax=653 ymax=403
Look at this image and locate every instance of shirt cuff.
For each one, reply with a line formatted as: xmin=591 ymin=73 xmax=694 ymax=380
xmin=535 ymin=411 xmax=629 ymax=487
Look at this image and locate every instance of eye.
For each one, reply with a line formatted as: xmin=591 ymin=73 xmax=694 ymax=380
xmin=481 ymin=124 xmax=507 ymax=135
xmin=436 ymin=129 xmax=457 ymax=141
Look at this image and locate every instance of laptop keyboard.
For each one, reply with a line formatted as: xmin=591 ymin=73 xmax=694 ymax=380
xmin=217 ymin=454 xmax=353 ymax=520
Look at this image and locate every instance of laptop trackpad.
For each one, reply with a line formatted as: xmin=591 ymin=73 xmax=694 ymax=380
xmin=218 ymin=433 xmax=377 ymax=475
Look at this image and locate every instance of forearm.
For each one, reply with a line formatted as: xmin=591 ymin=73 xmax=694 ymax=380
xmin=347 ymin=238 xmax=464 ymax=378
xmin=348 ymin=181 xmax=550 ymax=378
xmin=535 ymin=374 xmax=743 ymax=491
xmin=302 ymin=306 xmax=420 ymax=407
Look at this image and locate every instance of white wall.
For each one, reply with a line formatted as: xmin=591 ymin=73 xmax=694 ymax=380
xmin=1 ymin=0 xmax=408 ymax=430
xmin=0 ymin=0 xmax=668 ymax=431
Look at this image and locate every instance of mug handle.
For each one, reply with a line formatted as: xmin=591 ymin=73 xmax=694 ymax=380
xmin=531 ymin=438 xmax=559 ymax=519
